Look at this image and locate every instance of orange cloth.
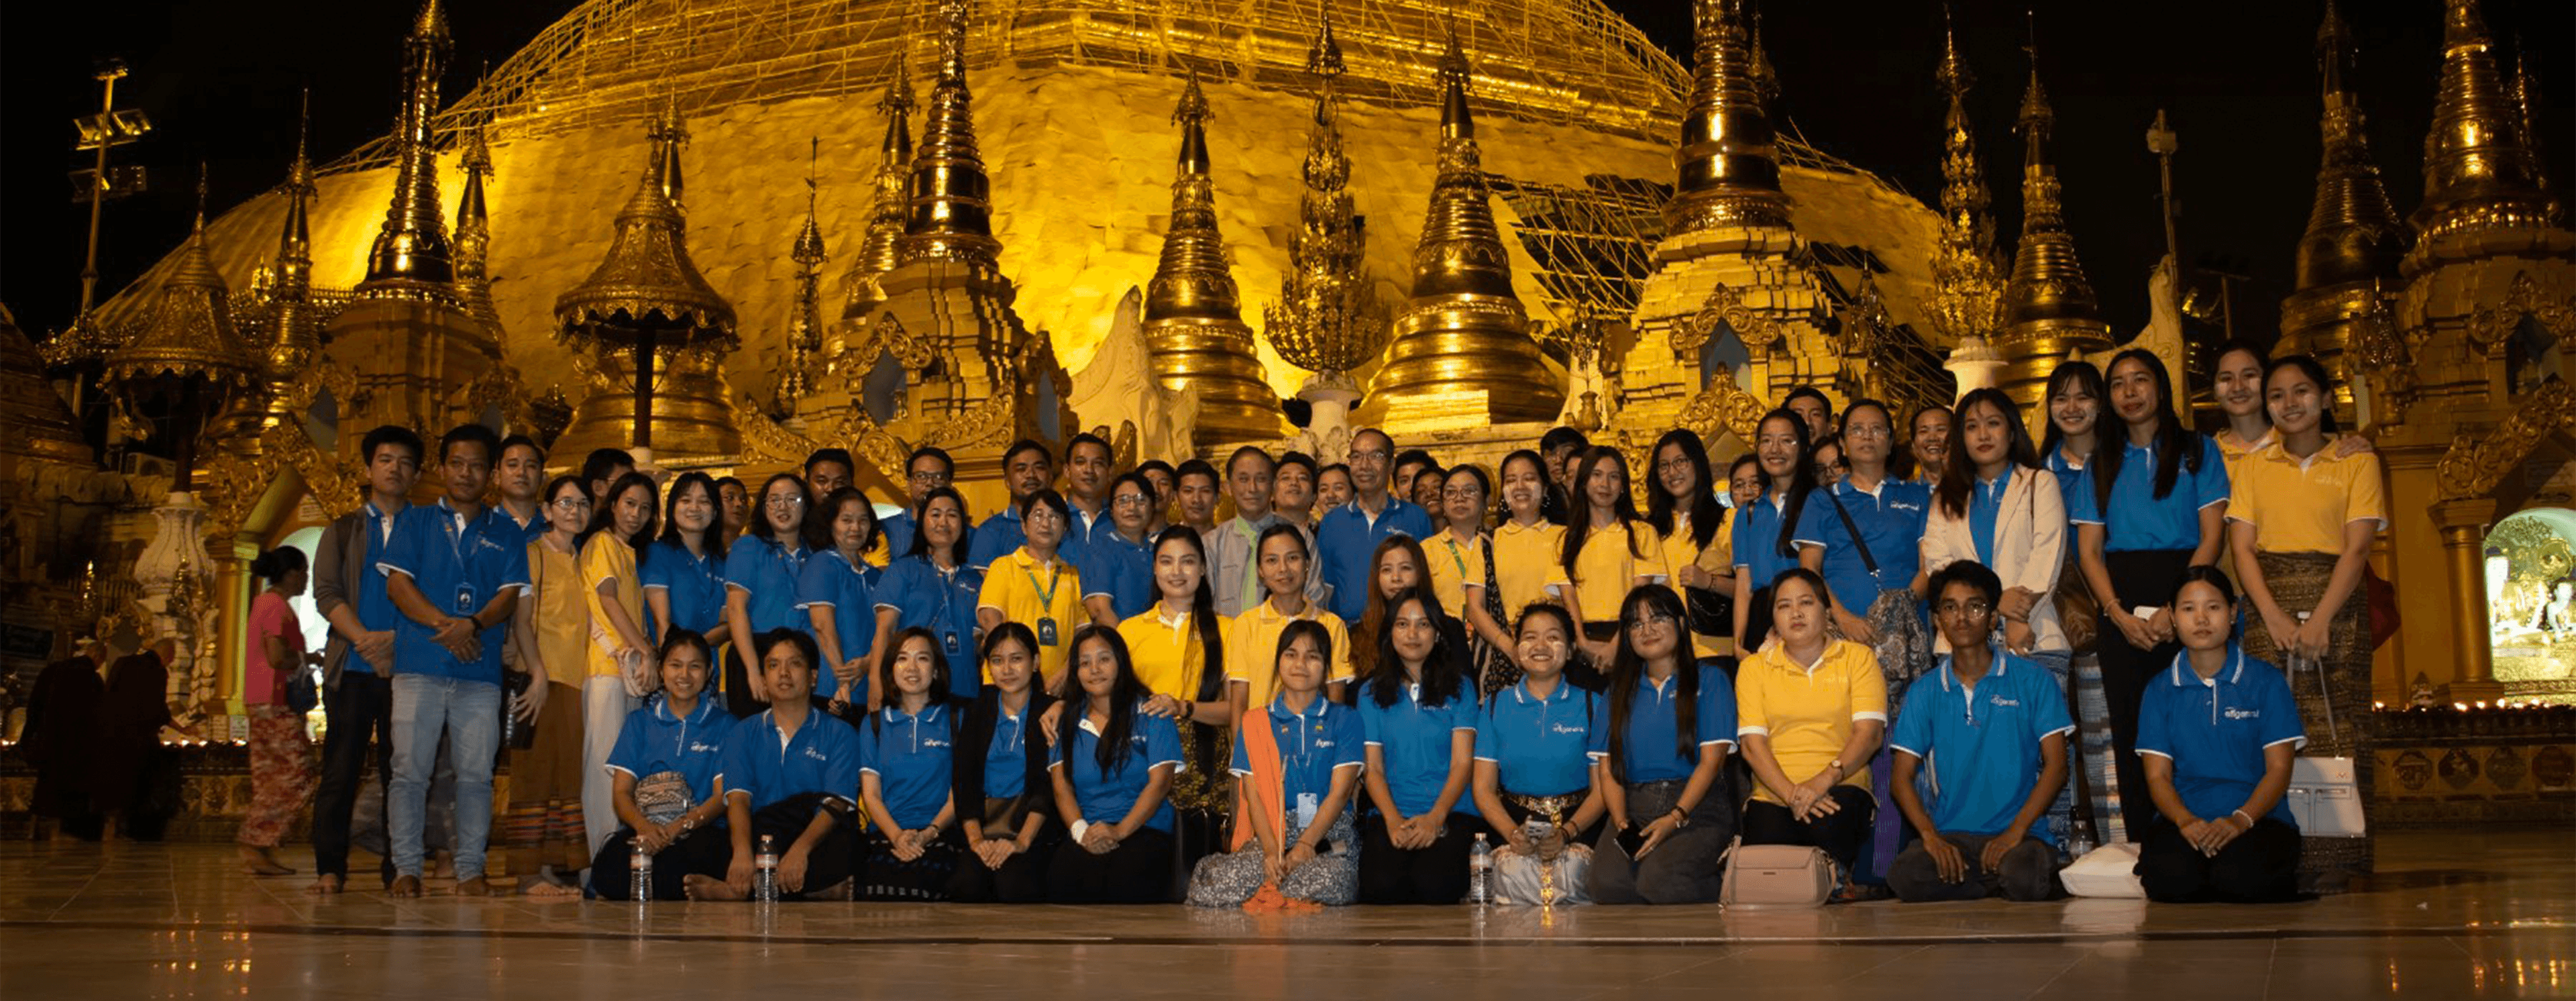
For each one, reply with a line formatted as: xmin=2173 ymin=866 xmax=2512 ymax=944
xmin=1230 ymin=706 xmax=1286 ymax=854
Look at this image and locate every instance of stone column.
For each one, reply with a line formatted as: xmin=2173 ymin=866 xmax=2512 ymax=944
xmin=2433 ymin=497 xmax=2504 ymax=702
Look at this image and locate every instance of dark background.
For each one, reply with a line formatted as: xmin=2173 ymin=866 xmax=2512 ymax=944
xmin=3 ymin=1 xmax=2569 ymax=346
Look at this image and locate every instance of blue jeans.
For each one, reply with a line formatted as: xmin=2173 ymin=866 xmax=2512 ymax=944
xmin=390 ymin=674 xmax=500 ymax=880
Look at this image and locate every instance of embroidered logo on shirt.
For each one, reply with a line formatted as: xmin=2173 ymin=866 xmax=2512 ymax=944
xmin=1550 ymin=723 xmax=1588 ymax=735
xmin=687 ymin=741 xmax=721 ymax=753
xmin=801 ymin=746 xmax=830 ymax=762
xmin=1988 ymin=696 xmax=2021 ymax=708
xmin=922 ymin=737 xmax=949 ymax=749
xmin=2223 ymin=708 xmax=2260 ymax=721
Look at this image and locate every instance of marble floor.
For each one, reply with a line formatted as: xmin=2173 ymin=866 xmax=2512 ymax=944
xmin=1 ymin=827 xmax=2570 ymax=1000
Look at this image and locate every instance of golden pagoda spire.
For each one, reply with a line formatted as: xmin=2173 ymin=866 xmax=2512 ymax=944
xmin=1995 ymin=15 xmax=2108 ymax=403
xmin=105 ymin=168 xmax=258 ymax=487
xmin=1664 ymin=0 xmax=1792 ymax=237
xmin=896 ymin=0 xmax=1002 ymax=268
xmin=268 ymin=94 xmax=321 ymax=377
xmin=1261 ymin=3 xmax=1388 ymax=387
xmin=451 ymin=117 xmax=502 ymax=333
xmin=2508 ymin=36 xmax=2550 ymax=203
xmin=2292 ymin=0 xmax=2403 ymax=295
xmin=1927 ymin=5 xmax=2004 ymax=347
xmin=360 ymin=0 xmax=455 ymax=290
xmin=777 ymin=139 xmax=826 ymax=416
xmin=841 ymin=60 xmax=916 ymax=319
xmin=1364 ymin=23 xmax=1562 ymax=426
xmin=2411 ymin=0 xmax=2557 ymax=243
xmin=1141 ymin=70 xmax=1283 ymax=443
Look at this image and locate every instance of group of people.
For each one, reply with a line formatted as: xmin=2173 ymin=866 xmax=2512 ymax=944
xmin=133 ymin=339 xmax=2377 ymax=908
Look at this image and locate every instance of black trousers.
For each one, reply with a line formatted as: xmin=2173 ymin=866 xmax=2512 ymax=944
xmin=1886 ymin=831 xmax=2060 ymax=902
xmin=749 ymin=794 xmax=861 ymax=899
xmin=722 ymin=647 xmax=762 ymax=719
xmin=1741 ymin=786 xmax=1876 ymax=870
xmin=591 ymin=825 xmax=733 ymax=900
xmin=948 ymin=829 xmax=1061 ymax=902
xmin=1356 ymin=811 xmax=1483 ymax=904
xmin=858 ymin=828 xmax=961 ymax=901
xmin=2098 ymin=549 xmax=2192 ymax=827
xmin=312 ymin=672 xmax=396 ymax=883
xmin=2137 ymin=815 xmax=2302 ymax=903
xmin=1044 ymin=827 xmax=1176 ymax=903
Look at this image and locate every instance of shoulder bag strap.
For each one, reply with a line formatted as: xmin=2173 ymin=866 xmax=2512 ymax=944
xmin=1823 ymin=489 xmax=1880 ymax=579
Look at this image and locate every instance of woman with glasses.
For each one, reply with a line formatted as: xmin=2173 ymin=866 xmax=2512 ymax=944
xmin=1076 ymin=472 xmax=1160 ymax=627
xmin=502 ymin=476 xmax=596 ymax=895
xmin=722 ymin=474 xmax=814 ymax=717
xmin=799 ymin=486 xmax=883 ymax=720
xmin=1645 ymin=430 xmax=1731 ymax=665
xmin=977 ymin=490 xmax=1088 ymax=693
xmin=1590 ymin=585 xmax=1737 ymax=904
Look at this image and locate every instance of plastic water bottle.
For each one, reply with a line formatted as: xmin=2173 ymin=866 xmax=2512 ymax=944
xmin=753 ymin=834 xmax=780 ymax=903
xmin=1467 ymin=833 xmax=1493 ymax=904
xmin=630 ymin=842 xmax=653 ymax=903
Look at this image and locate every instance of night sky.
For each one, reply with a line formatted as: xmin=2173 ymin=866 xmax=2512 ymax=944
xmin=3 ymin=1 xmax=2569 ymax=349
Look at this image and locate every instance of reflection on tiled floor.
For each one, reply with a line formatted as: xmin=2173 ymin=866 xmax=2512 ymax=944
xmin=1 ymin=827 xmax=2570 ymax=998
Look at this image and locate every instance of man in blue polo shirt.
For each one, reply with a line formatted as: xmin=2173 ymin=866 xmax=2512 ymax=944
xmin=879 ymin=446 xmax=965 ymax=559
xmin=377 ymin=423 xmax=529 ymax=897
xmin=1317 ymin=428 xmax=1435 ymax=622
xmin=1886 ymin=562 xmax=2074 ymax=902
xmin=308 ymin=424 xmax=422 ymax=893
xmin=965 ymin=439 xmax=1053 ymax=571
xmin=690 ymin=629 xmax=861 ymax=901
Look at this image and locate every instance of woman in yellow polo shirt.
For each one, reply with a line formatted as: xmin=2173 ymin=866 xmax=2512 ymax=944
xmin=977 ymin=489 xmax=1087 ymax=694
xmin=1226 ymin=523 xmax=1352 ymax=719
xmin=580 ymin=472 xmax=661 ymax=863
xmin=1558 ymin=446 xmax=1664 ymax=675
xmin=1424 ymin=464 xmax=1493 ymax=624
xmin=1484 ymin=450 xmax=1568 ymax=698
xmin=1735 ymin=567 xmax=1887 ymax=900
xmin=1116 ymin=525 xmax=1234 ymax=871
xmin=2226 ymin=354 xmax=2385 ymax=886
xmin=1645 ymin=429 xmax=1728 ymax=664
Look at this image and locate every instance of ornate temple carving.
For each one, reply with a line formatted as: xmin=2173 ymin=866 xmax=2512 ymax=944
xmin=1262 ymin=6 xmax=1389 ymax=399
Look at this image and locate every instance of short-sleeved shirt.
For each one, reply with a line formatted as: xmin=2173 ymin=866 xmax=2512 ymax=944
xmin=1474 ymin=678 xmax=1608 ymax=797
xmin=1888 ymin=647 xmax=2076 ymax=842
xmin=1231 ymin=695 xmax=1364 ymax=823
xmin=1317 ymin=498 xmax=1436 ymax=621
xmin=377 ymin=498 xmax=531 ymax=684
xmin=721 ymin=708 xmax=860 ymax=812
xmin=2226 ymin=443 xmax=2387 ymax=556
xmin=2065 ymin=434 xmax=2231 ymax=553
xmin=641 ymin=537 xmax=729 ymax=638
xmin=979 ymin=698 xmax=1036 ymax=800
xmin=2043 ymin=447 xmax=2089 ymax=515
xmin=1613 ymin=664 xmax=1738 ymax=785
xmin=1658 ymin=513 xmax=1729 ymax=661
xmin=1224 ymin=599 xmax=1354 ymax=707
xmin=1050 ymin=706 xmax=1183 ymax=833
xmin=1797 ymin=478 xmax=1931 ymax=615
xmin=1119 ymin=607 xmax=1227 ymax=702
xmin=1567 ymin=522 xmax=1668 ymax=625
xmin=1733 ymin=488 xmax=1823 ymax=592
xmin=1491 ymin=519 xmax=1568 ymax=623
xmin=1075 ymin=530 xmax=1155 ymax=621
xmin=875 ymin=556 xmax=984 ymax=698
xmin=881 ymin=509 xmax=972 ymax=570
xmin=606 ymin=694 xmax=737 ymax=809
xmin=522 ymin=542 xmax=589 ymax=688
xmin=1968 ymin=468 xmax=2012 ymax=567
xmin=244 ymin=592 xmax=303 ymax=706
xmin=1424 ymin=531 xmax=1489 ymax=621
xmin=1358 ymin=678 xmax=1480 ymax=817
xmin=2135 ymin=647 xmax=2306 ymax=827
xmin=348 ymin=501 xmax=405 ymax=676
xmin=1056 ymin=503 xmax=1113 ymax=578
xmin=722 ymin=533 xmax=810 ymax=638
xmin=859 ymin=701 xmax=955 ymax=830
xmin=580 ymin=535 xmax=648 ymax=680
xmin=794 ymin=549 xmax=879 ymax=698
xmin=977 ymin=548 xmax=1086 ymax=690
xmin=963 ymin=508 xmax=1022 ymax=572
xmin=1210 ymin=513 xmax=1328 ymax=616
xmin=1735 ymin=639 xmax=1888 ymax=804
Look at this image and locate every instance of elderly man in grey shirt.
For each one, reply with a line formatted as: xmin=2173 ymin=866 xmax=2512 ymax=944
xmin=1208 ymin=446 xmax=1331 ymax=616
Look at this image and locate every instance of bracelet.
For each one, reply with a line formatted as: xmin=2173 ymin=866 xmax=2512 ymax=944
xmin=1069 ymin=819 xmax=1091 ymax=842
xmin=1669 ymin=807 xmax=1690 ymax=828
xmin=2230 ymin=809 xmax=2253 ymax=826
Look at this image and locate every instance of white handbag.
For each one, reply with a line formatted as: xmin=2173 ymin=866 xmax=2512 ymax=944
xmin=2059 ymin=843 xmax=2145 ymax=898
xmin=2283 ymin=652 xmax=2365 ymax=837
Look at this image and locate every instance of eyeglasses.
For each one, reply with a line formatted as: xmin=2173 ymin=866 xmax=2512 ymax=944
xmin=908 ymin=470 xmax=951 ymax=484
xmin=1845 ymin=424 xmax=1891 ymax=441
xmin=1654 ymin=458 xmax=1695 ymax=475
xmin=550 ymin=496 xmax=591 ymax=510
xmin=1935 ymin=600 xmax=1994 ymax=619
xmin=763 ymin=495 xmax=806 ymax=509
xmin=1112 ymin=494 xmax=1152 ymax=509
xmin=1625 ymin=611 xmax=1677 ymax=631
xmin=1441 ymin=485 xmax=1483 ymax=500
xmin=1348 ymin=448 xmax=1390 ymax=464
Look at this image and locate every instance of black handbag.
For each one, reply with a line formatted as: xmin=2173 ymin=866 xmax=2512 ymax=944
xmin=1684 ymin=584 xmax=1735 ymax=638
xmin=284 ymin=664 xmax=320 ymax=714
xmin=500 ymin=668 xmax=539 ymax=751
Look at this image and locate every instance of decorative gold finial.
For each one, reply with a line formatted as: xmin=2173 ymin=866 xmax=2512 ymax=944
xmin=1665 ymin=0 xmax=1792 ymax=236
xmin=778 ymin=138 xmax=826 ymax=416
xmin=841 ymin=60 xmax=917 ymax=318
xmin=1927 ymin=3 xmax=2005 ymax=348
xmin=276 ymin=91 xmax=315 ymax=303
xmin=1141 ymin=68 xmax=1283 ymax=444
xmin=1262 ymin=1 xmax=1388 ymax=385
xmin=2509 ymin=35 xmax=2549 ymax=202
xmin=2292 ymin=0 xmax=2403 ymax=295
xmin=1995 ymin=12 xmax=2108 ymax=404
xmin=896 ymin=0 xmax=1002 ymax=268
xmin=2411 ymin=0 xmax=2557 ymax=241
xmin=360 ymin=0 xmax=455 ymax=291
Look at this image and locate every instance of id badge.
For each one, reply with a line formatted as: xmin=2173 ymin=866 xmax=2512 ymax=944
xmin=1038 ymin=617 xmax=1059 ymax=647
xmin=1295 ymin=792 xmax=1318 ymax=830
xmin=454 ymin=583 xmax=478 ymax=615
xmin=944 ymin=631 xmax=962 ymax=656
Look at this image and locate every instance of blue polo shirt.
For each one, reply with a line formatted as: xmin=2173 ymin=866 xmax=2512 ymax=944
xmin=2043 ymin=448 xmax=2087 ymax=506
xmin=1613 ymin=664 xmax=1739 ymax=784
xmin=1969 ymin=468 xmax=2012 ymax=567
xmin=722 ymin=708 xmax=861 ymax=812
xmin=348 ymin=502 xmax=404 ymax=676
xmin=793 ymin=549 xmax=879 ymax=699
xmin=376 ymin=498 xmax=530 ymax=685
xmin=1232 ymin=695 xmax=1364 ymax=825
xmin=1358 ymin=677 xmax=1480 ymax=817
xmin=1317 ymin=498 xmax=1435 ymax=621
xmin=979 ymin=698 xmax=1036 ymax=800
xmin=1797 ymin=478 xmax=1931 ymax=615
xmin=1474 ymin=679 xmax=1607 ymax=797
xmin=2135 ymin=646 xmax=2305 ymax=827
xmin=1731 ymin=488 xmax=1825 ymax=591
xmin=964 ymin=507 xmax=1022 ymax=572
xmin=1888 ymin=647 xmax=2076 ymax=843
xmin=2065 ymin=435 xmax=2230 ymax=553
xmin=605 ymin=694 xmax=737 ymax=811
xmin=859 ymin=701 xmax=956 ymax=830
xmin=1076 ymin=530 xmax=1155 ymax=621
xmin=1049 ymin=706 xmax=1183 ymax=833
xmin=723 ymin=532 xmax=808 ymax=636
xmin=874 ymin=556 xmax=985 ymax=697
xmin=641 ymin=537 xmax=729 ymax=637
xmin=879 ymin=510 xmax=916 ymax=563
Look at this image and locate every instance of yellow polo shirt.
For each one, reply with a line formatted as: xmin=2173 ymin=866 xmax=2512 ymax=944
xmin=1568 ymin=521 xmax=1666 ymax=627
xmin=977 ymin=547 xmax=1086 ymax=690
xmin=1224 ymin=599 xmax=1352 ymax=706
xmin=1657 ymin=511 xmax=1725 ymax=660
xmin=2214 ymin=428 xmax=2273 ymax=484
xmin=579 ymin=535 xmax=643 ymax=679
xmin=2226 ymin=442 xmax=2387 ymax=556
xmin=1118 ymin=606 xmax=1230 ymax=700
xmin=1491 ymin=519 xmax=1568 ymax=623
xmin=1424 ymin=531 xmax=1487 ymax=621
xmin=1735 ymin=638 xmax=1888 ymax=805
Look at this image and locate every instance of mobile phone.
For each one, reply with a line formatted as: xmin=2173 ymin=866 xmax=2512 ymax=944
xmin=1615 ymin=825 xmax=1649 ymax=857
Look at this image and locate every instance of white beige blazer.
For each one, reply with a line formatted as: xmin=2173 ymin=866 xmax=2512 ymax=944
xmin=1919 ymin=463 xmax=2068 ymax=655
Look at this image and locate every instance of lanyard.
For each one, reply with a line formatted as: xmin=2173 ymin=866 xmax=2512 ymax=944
xmin=1024 ymin=558 xmax=1061 ymax=609
xmin=1440 ymin=533 xmax=1474 ymax=586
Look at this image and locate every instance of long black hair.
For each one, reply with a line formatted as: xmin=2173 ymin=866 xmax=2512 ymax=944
xmin=906 ymin=486 xmax=970 ymax=563
xmin=657 ymin=471 xmax=729 ymax=560
xmin=1560 ymin=445 xmax=1650 ymax=580
xmin=1646 ymin=429 xmax=1723 ymax=551
xmin=2096 ymin=348 xmax=2202 ymax=513
xmin=1752 ymin=408 xmax=1819 ymax=559
xmin=249 ymin=545 xmax=307 ymax=586
xmin=1058 ymin=625 xmax=1150 ymax=772
xmin=579 ymin=471 xmax=661 ymax=553
xmin=748 ymin=472 xmax=812 ymax=546
xmin=1150 ymin=526 xmax=1230 ymax=708
xmin=2039 ymin=360 xmax=2107 ymax=467
xmin=870 ymin=627 xmax=957 ymax=738
xmin=1604 ymin=584 xmax=1697 ymax=784
xmin=1364 ymin=586 xmax=1466 ymax=709
xmin=2263 ymin=354 xmax=2341 ymax=437
xmin=1936 ymin=388 xmax=2043 ymax=520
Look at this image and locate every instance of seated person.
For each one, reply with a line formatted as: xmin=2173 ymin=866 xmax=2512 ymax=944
xmin=856 ymin=628 xmax=965 ymax=900
xmin=1472 ymin=604 xmax=1608 ymax=906
xmin=1355 ymin=587 xmax=1482 ymax=905
xmin=1591 ymin=584 xmax=1737 ymax=906
xmin=592 ymin=629 xmax=739 ymax=900
xmin=1735 ymin=568 xmax=1887 ymax=901
xmin=1187 ymin=621 xmax=1364 ymax=907
xmin=1046 ymin=626 xmax=1184 ymax=903
xmin=684 ymin=629 xmax=861 ymax=900
xmin=1886 ymin=562 xmax=2073 ymax=903
xmin=2135 ymin=568 xmax=2305 ymax=904
xmin=949 ymin=625 xmax=1059 ymax=902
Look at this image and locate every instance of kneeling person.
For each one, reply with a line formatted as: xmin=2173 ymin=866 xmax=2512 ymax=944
xmin=686 ymin=629 xmax=861 ymax=900
xmin=857 ymin=628 xmax=964 ymax=900
xmin=1886 ymin=562 xmax=2074 ymax=902
xmin=594 ymin=630 xmax=737 ymax=900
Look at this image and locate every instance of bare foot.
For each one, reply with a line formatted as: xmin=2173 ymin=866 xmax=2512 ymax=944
xmin=453 ymin=876 xmax=502 ymax=897
xmin=388 ymin=875 xmax=424 ymax=898
xmin=240 ymin=846 xmax=294 ymax=876
xmin=306 ymin=874 xmax=345 ymax=896
xmin=683 ymin=874 xmax=743 ymax=901
xmin=525 ymin=880 xmax=582 ymax=899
